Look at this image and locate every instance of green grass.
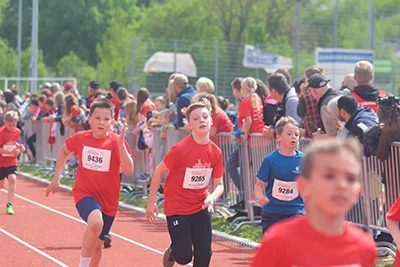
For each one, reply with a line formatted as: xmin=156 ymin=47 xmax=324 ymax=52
xmin=17 ymin=164 xmax=396 ymax=266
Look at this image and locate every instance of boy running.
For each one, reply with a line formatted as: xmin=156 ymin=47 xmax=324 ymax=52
xmin=251 ymin=139 xmax=377 ymax=267
xmin=0 ymin=111 xmax=25 ymax=215
xmin=46 ymin=98 xmax=133 ymax=267
xmin=146 ymin=100 xmax=224 ymax=267
xmin=255 ymin=116 xmax=304 ymax=233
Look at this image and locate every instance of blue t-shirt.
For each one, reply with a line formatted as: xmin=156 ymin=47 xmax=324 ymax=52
xmin=256 ymin=149 xmax=304 ymax=215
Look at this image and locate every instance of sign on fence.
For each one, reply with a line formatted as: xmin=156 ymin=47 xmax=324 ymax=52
xmin=243 ymin=45 xmax=292 ymax=73
xmin=315 ymin=48 xmax=375 ymax=89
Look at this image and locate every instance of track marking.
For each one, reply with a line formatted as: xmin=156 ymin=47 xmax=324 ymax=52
xmin=0 ymin=227 xmax=68 ymax=267
xmin=0 ymin=189 xmax=193 ymax=266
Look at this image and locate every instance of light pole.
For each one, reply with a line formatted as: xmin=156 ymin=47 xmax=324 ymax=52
xmin=17 ymin=0 xmax=22 ymax=87
xmin=30 ymin=0 xmax=39 ymax=93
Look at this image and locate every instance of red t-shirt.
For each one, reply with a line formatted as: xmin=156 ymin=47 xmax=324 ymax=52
xmin=141 ymin=100 xmax=154 ymax=117
xmin=386 ymin=196 xmax=400 ymax=267
xmin=66 ymin=130 xmax=131 ymax=216
xmin=0 ymin=127 xmax=21 ymax=167
xmin=211 ymin=106 xmax=233 ymax=133
xmin=70 ymin=106 xmax=80 ymax=118
xmin=250 ymin=216 xmax=376 ymax=267
xmin=238 ymin=95 xmax=265 ymax=133
xmin=110 ymin=97 xmax=121 ymax=121
xmin=163 ymin=136 xmax=224 ymax=216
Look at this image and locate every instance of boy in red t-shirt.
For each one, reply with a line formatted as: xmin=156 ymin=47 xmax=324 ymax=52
xmin=46 ymin=98 xmax=133 ymax=267
xmin=0 ymin=111 xmax=25 ymax=215
xmin=250 ymin=139 xmax=376 ymax=267
xmin=146 ymin=100 xmax=224 ymax=267
xmin=386 ymin=196 xmax=400 ymax=266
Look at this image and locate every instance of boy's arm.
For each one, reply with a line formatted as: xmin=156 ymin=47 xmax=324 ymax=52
xmin=255 ymin=179 xmax=269 ymax=206
xmin=202 ymin=177 xmax=224 ymax=211
xmin=146 ymin=161 xmax=169 ymax=223
xmin=46 ymin=145 xmax=71 ymax=196
xmin=387 ymin=219 xmax=400 ymax=250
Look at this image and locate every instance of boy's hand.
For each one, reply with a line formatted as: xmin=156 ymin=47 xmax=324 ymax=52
xmin=118 ymin=119 xmax=127 ymax=145
xmin=10 ymin=148 xmax=21 ymax=156
xmin=16 ymin=143 xmax=25 ymax=153
xmin=257 ymin=195 xmax=270 ymax=207
xmin=146 ymin=202 xmax=159 ymax=224
xmin=46 ymin=179 xmax=60 ymax=197
xmin=202 ymin=194 xmax=215 ymax=213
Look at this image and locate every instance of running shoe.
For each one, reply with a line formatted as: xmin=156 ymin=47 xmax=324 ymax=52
xmin=162 ymin=245 xmax=175 ymax=267
xmin=6 ymin=203 xmax=14 ymax=215
xmin=104 ymin=234 xmax=112 ymax=248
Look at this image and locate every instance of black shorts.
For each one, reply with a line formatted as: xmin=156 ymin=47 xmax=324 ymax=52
xmin=76 ymin=196 xmax=115 ymax=241
xmin=0 ymin=166 xmax=17 ymax=180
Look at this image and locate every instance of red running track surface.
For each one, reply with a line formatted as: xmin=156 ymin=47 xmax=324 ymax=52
xmin=0 ymin=177 xmax=255 ymax=267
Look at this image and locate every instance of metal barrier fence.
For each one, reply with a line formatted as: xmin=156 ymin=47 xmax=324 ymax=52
xmin=23 ymin=121 xmax=400 ymax=255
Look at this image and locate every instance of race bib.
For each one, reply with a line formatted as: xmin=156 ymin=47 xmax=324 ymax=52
xmin=2 ymin=144 xmax=16 ymax=157
xmin=183 ymin=168 xmax=213 ymax=190
xmin=82 ymin=146 xmax=111 ymax=172
xmin=272 ymin=179 xmax=299 ymax=201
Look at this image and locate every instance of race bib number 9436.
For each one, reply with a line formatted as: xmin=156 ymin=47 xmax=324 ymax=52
xmin=272 ymin=179 xmax=299 ymax=201
xmin=82 ymin=146 xmax=111 ymax=172
xmin=183 ymin=168 xmax=213 ymax=190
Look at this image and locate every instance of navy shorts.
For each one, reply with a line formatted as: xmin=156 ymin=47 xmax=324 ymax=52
xmin=0 ymin=166 xmax=17 ymax=180
xmin=76 ymin=196 xmax=115 ymax=241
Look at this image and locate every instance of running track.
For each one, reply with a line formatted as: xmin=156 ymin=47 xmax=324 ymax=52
xmin=0 ymin=177 xmax=254 ymax=266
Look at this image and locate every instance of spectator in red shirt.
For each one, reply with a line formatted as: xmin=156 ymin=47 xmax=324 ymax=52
xmin=86 ymin=80 xmax=101 ymax=109
xmin=146 ymin=101 xmax=224 ymax=267
xmin=192 ymin=93 xmax=233 ymax=137
xmin=250 ymin=139 xmax=376 ymax=267
xmin=136 ymin=88 xmax=154 ymax=119
xmin=0 ymin=111 xmax=25 ymax=215
xmin=238 ymin=77 xmax=265 ymax=140
xmin=352 ymin=61 xmax=386 ymax=112
xmin=107 ymin=80 xmax=122 ymax=121
xmin=46 ymin=98 xmax=133 ymax=267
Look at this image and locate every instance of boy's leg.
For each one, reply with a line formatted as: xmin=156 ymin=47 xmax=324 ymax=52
xmin=90 ymin=213 xmax=115 ymax=266
xmin=7 ymin=173 xmax=17 ymax=205
xmin=192 ymin=209 xmax=212 ymax=267
xmin=261 ymin=212 xmax=300 ymax=234
xmin=166 ymin=214 xmax=193 ymax=265
xmin=76 ymin=197 xmax=104 ymax=267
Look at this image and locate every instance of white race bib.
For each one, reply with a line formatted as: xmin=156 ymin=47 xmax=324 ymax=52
xmin=183 ymin=168 xmax=213 ymax=190
xmin=272 ymin=179 xmax=299 ymax=201
xmin=2 ymin=144 xmax=16 ymax=157
xmin=82 ymin=146 xmax=111 ymax=172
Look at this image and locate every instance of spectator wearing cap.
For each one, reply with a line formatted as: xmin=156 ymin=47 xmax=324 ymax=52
xmin=86 ymin=80 xmax=100 ymax=109
xmin=107 ymin=80 xmax=122 ymax=120
xmin=40 ymin=82 xmax=51 ymax=92
xmin=173 ymin=74 xmax=196 ymax=128
xmin=307 ymin=73 xmax=342 ymax=137
xmin=336 ymin=95 xmax=378 ymax=142
xmin=351 ymin=61 xmax=386 ymax=112
xmin=64 ymin=82 xmax=74 ymax=94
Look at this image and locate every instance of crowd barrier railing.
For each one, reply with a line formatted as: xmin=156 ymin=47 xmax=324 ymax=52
xmin=23 ymin=120 xmax=400 ymax=255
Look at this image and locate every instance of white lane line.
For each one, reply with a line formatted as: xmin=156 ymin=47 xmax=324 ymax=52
xmin=0 ymin=189 xmax=193 ymax=266
xmin=0 ymin=227 xmax=68 ymax=267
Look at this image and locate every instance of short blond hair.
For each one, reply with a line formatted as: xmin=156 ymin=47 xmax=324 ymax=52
xmin=275 ymin=116 xmax=299 ymax=135
xmin=173 ymin=74 xmax=189 ymax=90
xmin=354 ymin=61 xmax=373 ymax=85
xmin=4 ymin=110 xmax=19 ymax=122
xmin=301 ymin=139 xmax=361 ymax=179
xmin=196 ymin=77 xmax=215 ymax=93
xmin=305 ymin=65 xmax=324 ymax=79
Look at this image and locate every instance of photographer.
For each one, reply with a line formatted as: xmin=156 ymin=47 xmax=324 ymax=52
xmin=376 ymin=96 xmax=400 ymax=161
